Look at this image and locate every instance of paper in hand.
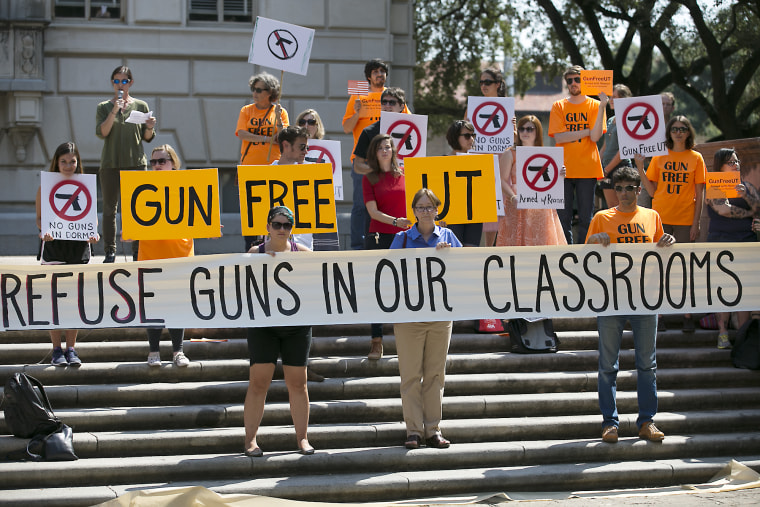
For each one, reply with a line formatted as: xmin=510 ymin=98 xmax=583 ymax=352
xmin=125 ymin=110 xmax=153 ymax=124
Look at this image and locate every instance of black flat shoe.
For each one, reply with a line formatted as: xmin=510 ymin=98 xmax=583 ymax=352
xmin=405 ymin=434 xmax=422 ymax=449
xmin=298 ymin=445 xmax=315 ymax=455
xmin=244 ymin=447 xmax=263 ymax=457
xmin=425 ymin=434 xmax=451 ymax=449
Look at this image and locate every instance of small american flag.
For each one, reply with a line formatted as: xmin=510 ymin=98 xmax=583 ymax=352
xmin=348 ymin=80 xmax=370 ymax=96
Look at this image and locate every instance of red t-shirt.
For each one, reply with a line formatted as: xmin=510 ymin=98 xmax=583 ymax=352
xmin=362 ymin=171 xmax=407 ymax=234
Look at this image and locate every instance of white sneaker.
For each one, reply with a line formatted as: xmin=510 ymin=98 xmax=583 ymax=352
xmin=147 ymin=351 xmax=161 ymax=367
xmin=173 ymin=351 xmax=190 ymax=367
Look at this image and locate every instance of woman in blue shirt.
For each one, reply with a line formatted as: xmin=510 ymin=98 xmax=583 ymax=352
xmin=390 ymin=188 xmax=462 ymax=449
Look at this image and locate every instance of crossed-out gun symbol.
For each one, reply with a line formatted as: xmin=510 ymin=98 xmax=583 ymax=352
xmin=628 ymin=114 xmax=652 ymax=130
xmin=479 ymin=113 xmax=501 ymax=128
xmin=55 ymin=193 xmax=81 ymax=210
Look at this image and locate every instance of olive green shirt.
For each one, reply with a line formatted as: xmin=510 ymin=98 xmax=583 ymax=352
xmin=95 ymin=98 xmax=154 ymax=169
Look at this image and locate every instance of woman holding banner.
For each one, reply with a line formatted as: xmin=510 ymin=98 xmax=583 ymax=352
xmin=706 ymin=148 xmax=759 ymax=348
xmin=139 ymin=144 xmax=192 ymax=368
xmin=243 ymin=206 xmax=314 ymax=457
xmin=636 ymin=115 xmax=706 ymax=332
xmin=35 ymin=142 xmax=100 ymax=367
xmin=390 ymin=188 xmax=461 ymax=449
xmin=496 ymin=115 xmax=566 ymax=247
xmin=363 ymin=134 xmax=413 ymax=360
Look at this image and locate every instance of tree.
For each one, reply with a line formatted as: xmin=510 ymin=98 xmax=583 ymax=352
xmin=414 ymin=0 xmax=760 ymax=140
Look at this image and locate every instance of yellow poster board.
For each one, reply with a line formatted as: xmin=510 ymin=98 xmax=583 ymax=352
xmin=238 ymin=163 xmax=337 ymax=236
xmin=403 ymin=155 xmax=497 ymax=224
xmin=580 ymin=70 xmax=613 ymax=96
xmin=706 ymin=170 xmax=741 ymax=199
xmin=121 ymin=168 xmax=221 ymax=240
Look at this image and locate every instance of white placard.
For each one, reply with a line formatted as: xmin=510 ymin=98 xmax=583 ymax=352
xmin=614 ymin=95 xmax=668 ymax=158
xmin=379 ymin=111 xmax=428 ymax=167
xmin=515 ymin=146 xmax=565 ymax=209
xmin=466 ymin=96 xmax=515 ymax=154
xmin=305 ymin=139 xmax=343 ymax=200
xmin=248 ymin=17 xmax=315 ymax=76
xmin=40 ymin=172 xmax=98 ymax=240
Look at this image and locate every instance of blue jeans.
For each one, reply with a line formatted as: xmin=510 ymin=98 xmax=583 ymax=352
xmin=350 ymin=168 xmax=369 ymax=250
xmin=597 ymin=314 xmax=658 ymax=430
xmin=557 ymin=177 xmax=597 ymax=244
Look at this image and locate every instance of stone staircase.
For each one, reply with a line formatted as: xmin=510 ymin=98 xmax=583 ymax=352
xmin=1 ymin=318 xmax=759 ymax=506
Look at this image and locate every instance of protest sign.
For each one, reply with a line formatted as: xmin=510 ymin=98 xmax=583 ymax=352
xmin=121 ymin=169 xmax=221 ymax=240
xmin=580 ymin=70 xmax=613 ymax=96
xmin=615 ymin=95 xmax=668 ymax=158
xmin=40 ymin=172 xmax=98 ymax=241
xmin=248 ymin=17 xmax=314 ymax=75
xmin=466 ymin=96 xmax=515 ymax=154
xmin=305 ymin=140 xmax=343 ymax=200
xmin=404 ymin=154 xmax=498 ymax=224
xmin=706 ymin=171 xmax=741 ymax=200
xmin=515 ymin=147 xmax=565 ymax=209
xmin=238 ymin=163 xmax=336 ymax=236
xmin=2 ymin=243 xmax=757 ymax=331
xmin=380 ymin=111 xmax=428 ymax=166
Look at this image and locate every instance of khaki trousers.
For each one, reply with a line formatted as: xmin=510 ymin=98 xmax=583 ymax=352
xmin=393 ymin=320 xmax=452 ymax=438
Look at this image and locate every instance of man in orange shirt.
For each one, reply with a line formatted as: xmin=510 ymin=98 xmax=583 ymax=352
xmin=549 ymin=65 xmax=608 ymax=244
xmin=586 ymin=166 xmax=675 ymax=445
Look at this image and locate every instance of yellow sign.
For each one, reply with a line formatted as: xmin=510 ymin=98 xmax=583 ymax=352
xmin=580 ymin=70 xmax=613 ymax=96
xmin=403 ymin=155 xmax=497 ymax=224
xmin=121 ymin=169 xmax=221 ymax=240
xmin=706 ymin=170 xmax=741 ymax=199
xmin=238 ymin=163 xmax=337 ymax=236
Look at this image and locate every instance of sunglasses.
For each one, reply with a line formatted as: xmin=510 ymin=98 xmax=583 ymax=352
xmin=518 ymin=126 xmax=536 ymax=133
xmin=459 ymin=133 xmax=475 ymax=140
xmin=150 ymin=158 xmax=170 ymax=166
xmin=252 ymin=87 xmax=269 ymax=94
xmin=614 ymin=185 xmax=639 ymax=193
xmin=380 ymin=99 xmax=399 ymax=106
xmin=566 ymin=77 xmax=581 ymax=85
xmin=269 ymin=221 xmax=293 ymax=230
xmin=297 ymin=143 xmax=309 ymax=152
xmin=479 ymin=79 xmax=497 ymax=86
xmin=726 ymin=159 xmax=740 ymax=167
xmin=298 ymin=118 xmax=317 ymax=126
xmin=670 ymin=126 xmax=689 ymax=133
xmin=113 ymin=79 xmax=131 ymax=85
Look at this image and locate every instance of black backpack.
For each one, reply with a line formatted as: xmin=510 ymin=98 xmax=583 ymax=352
xmin=731 ymin=318 xmax=760 ymax=370
xmin=508 ymin=318 xmax=560 ymax=354
xmin=2 ymin=373 xmax=61 ymax=438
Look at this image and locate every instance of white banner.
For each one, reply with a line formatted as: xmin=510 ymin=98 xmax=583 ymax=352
xmin=40 ymin=172 xmax=98 ymax=241
xmin=248 ymin=17 xmax=315 ymax=75
xmin=1 ymin=244 xmax=757 ymax=331
xmin=305 ymin=140 xmax=343 ymax=200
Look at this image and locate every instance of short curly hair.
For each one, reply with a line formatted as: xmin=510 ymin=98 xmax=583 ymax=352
xmin=249 ymin=72 xmax=280 ymax=103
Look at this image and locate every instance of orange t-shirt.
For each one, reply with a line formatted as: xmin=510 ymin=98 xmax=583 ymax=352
xmin=236 ymin=103 xmax=289 ymax=165
xmin=138 ymin=238 xmax=194 ymax=261
xmin=548 ymin=97 xmax=606 ymax=179
xmin=586 ymin=206 xmax=664 ymax=244
xmin=343 ymin=89 xmax=411 ymax=160
xmin=646 ymin=149 xmax=706 ymax=225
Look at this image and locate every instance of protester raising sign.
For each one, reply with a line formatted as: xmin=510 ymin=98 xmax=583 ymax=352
xmin=40 ymin=172 xmax=98 ymax=241
xmin=466 ymin=96 xmax=515 ymax=154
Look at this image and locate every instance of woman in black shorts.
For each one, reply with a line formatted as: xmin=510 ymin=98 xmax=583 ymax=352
xmin=242 ymin=206 xmax=314 ymax=457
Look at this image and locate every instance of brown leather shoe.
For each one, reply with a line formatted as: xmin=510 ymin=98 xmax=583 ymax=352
xmin=306 ymin=367 xmax=325 ymax=382
xmin=368 ymin=338 xmax=383 ymax=360
xmin=425 ymin=434 xmax=450 ymax=448
xmin=638 ymin=421 xmax=665 ymax=441
xmin=602 ymin=425 xmax=618 ymax=443
xmin=405 ymin=434 xmax=421 ymax=449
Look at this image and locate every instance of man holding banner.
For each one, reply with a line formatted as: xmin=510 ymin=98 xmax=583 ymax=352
xmin=586 ymin=166 xmax=674 ymax=444
xmin=549 ymin=65 xmax=607 ymax=244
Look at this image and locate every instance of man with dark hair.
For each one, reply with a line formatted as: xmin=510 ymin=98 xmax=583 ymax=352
xmin=352 ymin=87 xmax=406 ymax=175
xmin=276 ymin=125 xmax=309 ymax=158
xmin=586 ymin=164 xmax=675 ymax=444
xmin=343 ymin=59 xmax=409 ymax=250
xmin=549 ymin=64 xmax=608 ymax=244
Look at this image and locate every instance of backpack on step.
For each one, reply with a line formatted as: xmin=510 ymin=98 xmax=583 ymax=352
xmin=507 ymin=318 xmax=559 ymax=354
xmin=2 ymin=373 xmax=61 ymax=439
xmin=731 ymin=318 xmax=760 ymax=370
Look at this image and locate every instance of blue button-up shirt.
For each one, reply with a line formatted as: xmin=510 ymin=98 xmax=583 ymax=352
xmin=389 ymin=224 xmax=463 ymax=250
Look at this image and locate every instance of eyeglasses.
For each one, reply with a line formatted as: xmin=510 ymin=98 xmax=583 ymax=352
xmin=113 ymin=79 xmax=130 ymax=85
xmin=150 ymin=158 xmax=170 ymax=166
xmin=252 ymin=87 xmax=269 ymax=94
xmin=414 ymin=206 xmax=438 ymax=213
xmin=670 ymin=126 xmax=689 ymax=133
xmin=614 ymin=185 xmax=640 ymax=193
xmin=269 ymin=221 xmax=293 ymax=230
xmin=479 ymin=79 xmax=497 ymax=86
xmin=566 ymin=77 xmax=581 ymax=85
xmin=298 ymin=118 xmax=317 ymax=126
xmin=726 ymin=159 xmax=741 ymax=167
xmin=459 ymin=133 xmax=475 ymax=140
xmin=518 ymin=126 xmax=536 ymax=133
xmin=380 ymin=99 xmax=399 ymax=106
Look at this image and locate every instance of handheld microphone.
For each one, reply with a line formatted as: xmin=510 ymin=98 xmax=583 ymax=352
xmin=117 ymin=90 xmax=123 ymax=111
